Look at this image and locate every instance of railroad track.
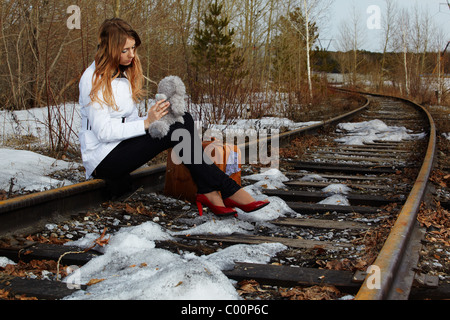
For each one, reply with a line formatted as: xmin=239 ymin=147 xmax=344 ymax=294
xmin=0 ymin=92 xmax=439 ymax=300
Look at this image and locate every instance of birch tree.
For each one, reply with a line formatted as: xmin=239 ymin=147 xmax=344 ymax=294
xmin=410 ymin=4 xmax=436 ymax=96
xmin=397 ymin=8 xmax=410 ymax=95
xmin=286 ymin=0 xmax=333 ymax=100
xmin=379 ymin=0 xmax=398 ymax=89
xmin=114 ymin=0 xmax=121 ymax=17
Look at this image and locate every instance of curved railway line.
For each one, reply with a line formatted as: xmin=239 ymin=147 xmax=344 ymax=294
xmin=0 ymin=91 xmax=445 ymax=301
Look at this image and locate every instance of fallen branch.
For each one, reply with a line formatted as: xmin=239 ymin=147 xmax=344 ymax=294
xmin=56 ymin=227 xmax=110 ymax=281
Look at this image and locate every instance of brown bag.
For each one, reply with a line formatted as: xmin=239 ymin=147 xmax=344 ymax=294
xmin=164 ymin=139 xmax=242 ymax=203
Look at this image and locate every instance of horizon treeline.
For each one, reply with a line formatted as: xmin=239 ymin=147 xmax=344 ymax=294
xmin=0 ymin=0 xmax=448 ymax=112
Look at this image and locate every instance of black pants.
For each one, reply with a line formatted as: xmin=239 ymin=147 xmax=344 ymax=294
xmin=94 ymin=113 xmax=241 ymax=199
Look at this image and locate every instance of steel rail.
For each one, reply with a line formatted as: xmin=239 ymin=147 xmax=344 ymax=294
xmin=353 ymin=94 xmax=436 ymax=300
xmin=0 ymin=165 xmax=166 ymax=236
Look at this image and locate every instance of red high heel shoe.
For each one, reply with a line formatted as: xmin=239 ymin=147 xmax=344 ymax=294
xmin=223 ymin=198 xmax=270 ymax=213
xmin=195 ymin=194 xmax=237 ymax=217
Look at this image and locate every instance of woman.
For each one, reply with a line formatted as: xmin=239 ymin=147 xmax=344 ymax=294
xmin=78 ymin=18 xmax=269 ymax=217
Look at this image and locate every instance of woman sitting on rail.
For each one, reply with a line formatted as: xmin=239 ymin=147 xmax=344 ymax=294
xmin=78 ymin=18 xmax=269 ymax=217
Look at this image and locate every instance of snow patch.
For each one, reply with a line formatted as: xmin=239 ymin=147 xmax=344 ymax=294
xmin=300 ymin=174 xmax=328 ymax=182
xmin=0 ymin=257 xmax=16 ymax=268
xmin=0 ymin=148 xmax=74 ymax=192
xmin=335 ymin=119 xmax=425 ymax=145
xmin=322 ymin=184 xmax=352 ymax=194
xmin=319 ymin=194 xmax=350 ymax=206
xmin=63 ymin=222 xmax=287 ymax=300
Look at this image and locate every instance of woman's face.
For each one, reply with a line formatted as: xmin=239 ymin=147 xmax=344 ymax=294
xmin=120 ymin=37 xmax=136 ymax=66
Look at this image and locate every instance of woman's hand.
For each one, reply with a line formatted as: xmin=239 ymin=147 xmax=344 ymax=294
xmin=144 ymin=100 xmax=170 ymax=130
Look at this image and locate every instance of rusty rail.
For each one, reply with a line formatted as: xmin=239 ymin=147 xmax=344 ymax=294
xmin=0 ymin=165 xmax=166 ymax=236
xmin=353 ymin=94 xmax=436 ymax=300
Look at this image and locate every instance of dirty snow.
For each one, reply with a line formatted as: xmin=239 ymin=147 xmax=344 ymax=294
xmin=319 ymin=194 xmax=350 ymax=206
xmin=62 ymin=221 xmax=287 ymax=300
xmin=209 ymin=117 xmax=321 ymax=132
xmin=319 ymin=184 xmax=352 ymax=206
xmin=0 ymin=148 xmax=74 ymax=192
xmin=300 ymin=174 xmax=328 ymax=182
xmin=322 ymin=184 xmax=352 ymax=195
xmin=0 ymin=257 xmax=15 ymax=267
xmin=335 ymin=119 xmax=425 ymax=145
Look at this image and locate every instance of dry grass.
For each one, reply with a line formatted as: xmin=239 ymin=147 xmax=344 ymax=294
xmin=427 ymin=104 xmax=450 ymax=134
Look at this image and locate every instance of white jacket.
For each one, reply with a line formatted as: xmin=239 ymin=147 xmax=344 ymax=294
xmin=78 ymin=62 xmax=146 ymax=179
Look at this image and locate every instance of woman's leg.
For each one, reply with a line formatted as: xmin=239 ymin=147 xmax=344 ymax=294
xmin=174 ymin=114 xmax=268 ymax=212
xmin=93 ymin=133 xmax=170 ymax=198
xmin=173 ymin=113 xmax=242 ymax=199
xmin=94 ymin=113 xmax=242 ymax=200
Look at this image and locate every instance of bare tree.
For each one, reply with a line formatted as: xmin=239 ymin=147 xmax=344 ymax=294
xmin=336 ymin=1 xmax=367 ymax=86
xmin=409 ymin=3 xmax=436 ymax=97
xmin=396 ymin=8 xmax=411 ymax=95
xmin=114 ymin=0 xmax=121 ymax=17
xmin=379 ymin=0 xmax=398 ymax=90
xmin=298 ymin=0 xmax=334 ymax=100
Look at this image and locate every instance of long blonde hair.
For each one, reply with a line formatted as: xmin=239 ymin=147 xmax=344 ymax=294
xmin=90 ymin=18 xmax=145 ymax=110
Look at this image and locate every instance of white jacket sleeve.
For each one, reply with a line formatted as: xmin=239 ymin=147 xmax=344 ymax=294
xmin=128 ymin=104 xmax=148 ymax=122
xmin=88 ymin=102 xmax=146 ymax=143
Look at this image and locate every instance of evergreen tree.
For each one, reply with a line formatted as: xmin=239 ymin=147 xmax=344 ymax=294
xmin=191 ymin=1 xmax=247 ymax=124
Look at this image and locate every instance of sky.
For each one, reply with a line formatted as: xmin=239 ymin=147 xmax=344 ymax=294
xmin=320 ymin=0 xmax=450 ymax=52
